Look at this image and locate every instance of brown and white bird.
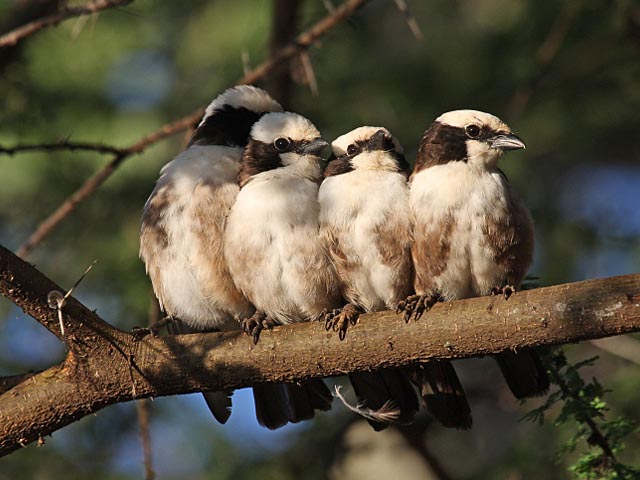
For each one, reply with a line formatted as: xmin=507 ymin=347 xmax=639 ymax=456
xmin=224 ymin=111 xmax=338 ymax=429
xmin=320 ymin=127 xmax=470 ymax=430
xmin=139 ymin=85 xmax=282 ymax=424
xmin=402 ymin=109 xmax=549 ymax=399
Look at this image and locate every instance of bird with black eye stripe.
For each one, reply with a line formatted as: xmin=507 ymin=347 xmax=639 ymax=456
xmin=398 ymin=109 xmax=550 ymax=400
xmin=224 ymin=111 xmax=340 ymax=429
xmin=319 ymin=126 xmax=471 ymax=430
xmin=140 ymin=85 xmax=282 ymax=425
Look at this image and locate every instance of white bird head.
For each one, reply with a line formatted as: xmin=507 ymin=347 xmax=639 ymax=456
xmin=326 ymin=126 xmax=408 ymax=177
xmin=239 ymin=112 xmax=328 ymax=185
xmin=416 ymin=109 xmax=525 ymax=171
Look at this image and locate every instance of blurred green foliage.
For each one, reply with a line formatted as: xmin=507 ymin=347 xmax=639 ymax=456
xmin=1 ymin=0 xmax=639 ymax=478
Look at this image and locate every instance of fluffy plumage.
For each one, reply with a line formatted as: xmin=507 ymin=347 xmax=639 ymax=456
xmin=224 ymin=111 xmax=337 ymax=428
xmin=321 ymin=127 xmax=471 ymax=430
xmin=139 ymin=85 xmax=282 ymax=424
xmin=319 ymin=127 xmax=418 ymax=430
xmin=408 ymin=109 xmax=549 ymax=399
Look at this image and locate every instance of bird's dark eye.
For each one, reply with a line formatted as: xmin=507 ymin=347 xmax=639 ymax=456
xmin=465 ymin=125 xmax=481 ymax=138
xmin=274 ymin=137 xmax=291 ymax=151
xmin=347 ymin=144 xmax=358 ymax=156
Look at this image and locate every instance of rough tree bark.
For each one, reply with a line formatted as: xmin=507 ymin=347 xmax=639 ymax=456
xmin=1 ymin=244 xmax=639 ymax=457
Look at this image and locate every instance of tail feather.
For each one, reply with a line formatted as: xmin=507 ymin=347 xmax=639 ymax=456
xmin=286 ymin=378 xmax=333 ymax=423
xmin=168 ymin=318 xmax=237 ymax=424
xmin=202 ymin=391 xmax=233 ymax=424
xmin=409 ymin=360 xmax=472 ymax=430
xmin=253 ymin=379 xmax=333 ymax=430
xmin=301 ymin=378 xmax=334 ymax=412
xmin=253 ymin=384 xmax=291 ymax=430
xmin=348 ymin=369 xmax=418 ymax=431
xmin=495 ymin=348 xmax=550 ymax=399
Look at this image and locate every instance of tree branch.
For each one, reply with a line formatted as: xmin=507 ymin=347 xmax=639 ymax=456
xmin=0 ymin=140 xmax=124 ymax=156
xmin=1 ymin=243 xmax=640 ymax=456
xmin=15 ymin=114 xmax=199 ymax=258
xmin=505 ymin=0 xmax=582 ymax=120
xmin=12 ymin=0 xmax=370 ymax=258
xmin=0 ymin=0 xmax=134 ymax=49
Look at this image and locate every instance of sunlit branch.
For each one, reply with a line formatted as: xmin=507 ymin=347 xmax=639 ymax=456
xmin=1 ymin=243 xmax=639 ymax=456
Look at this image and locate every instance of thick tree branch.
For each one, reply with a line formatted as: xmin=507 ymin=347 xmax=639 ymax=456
xmin=0 ymin=0 xmax=133 ymax=49
xmin=12 ymin=0 xmax=369 ymax=258
xmin=1 ymin=244 xmax=640 ymax=456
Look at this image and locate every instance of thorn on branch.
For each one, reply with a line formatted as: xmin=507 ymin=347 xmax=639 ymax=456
xmin=46 ymin=259 xmax=97 ymax=337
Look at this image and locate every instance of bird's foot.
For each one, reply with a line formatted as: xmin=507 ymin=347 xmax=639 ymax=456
xmin=317 ymin=308 xmax=342 ymax=328
xmin=395 ymin=293 xmax=441 ymax=322
xmin=131 ymin=315 xmax=172 ymax=339
xmin=491 ymin=285 xmax=515 ymax=300
xmin=324 ymin=304 xmax=361 ymax=340
xmin=242 ymin=311 xmax=277 ymax=344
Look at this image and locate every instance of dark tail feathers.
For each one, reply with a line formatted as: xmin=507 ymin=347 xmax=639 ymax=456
xmin=253 ymin=379 xmax=333 ymax=430
xmin=408 ymin=360 xmax=472 ymax=430
xmin=495 ymin=348 xmax=550 ymax=399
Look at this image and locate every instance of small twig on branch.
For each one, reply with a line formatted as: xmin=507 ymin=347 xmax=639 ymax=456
xmin=0 ymin=0 xmax=134 ymax=49
xmin=14 ymin=0 xmax=370 ymax=258
xmin=47 ymin=259 xmax=97 ymax=337
xmin=505 ymin=0 xmax=582 ymax=120
xmin=2 ymin=242 xmax=640 ymax=456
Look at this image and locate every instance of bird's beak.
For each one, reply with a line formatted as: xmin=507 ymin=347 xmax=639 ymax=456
xmin=302 ymin=138 xmax=329 ymax=156
xmin=367 ymin=129 xmax=389 ymax=151
xmin=490 ymin=133 xmax=526 ymax=151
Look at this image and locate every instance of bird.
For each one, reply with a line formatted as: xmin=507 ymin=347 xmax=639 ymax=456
xmin=224 ymin=111 xmax=338 ymax=429
xmin=139 ymin=85 xmax=283 ymax=425
xmin=319 ymin=126 xmax=470 ymax=430
xmin=400 ymin=109 xmax=549 ymax=399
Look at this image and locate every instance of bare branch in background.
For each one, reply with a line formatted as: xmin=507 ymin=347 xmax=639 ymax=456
xmin=0 ymin=0 xmax=134 ymax=49
xmin=0 ymin=140 xmax=123 ymax=156
xmin=267 ymin=0 xmax=302 ymax=107
xmin=1 ymin=243 xmax=639 ymax=456
xmin=397 ymin=421 xmax=453 ymax=480
xmin=393 ymin=0 xmax=423 ymax=40
xmin=136 ymin=399 xmax=154 ymax=479
xmin=505 ymin=0 xmax=583 ymax=120
xmin=15 ymin=114 xmax=198 ymax=258
xmin=590 ymin=336 xmax=640 ymax=365
xmin=11 ymin=0 xmax=370 ymax=258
